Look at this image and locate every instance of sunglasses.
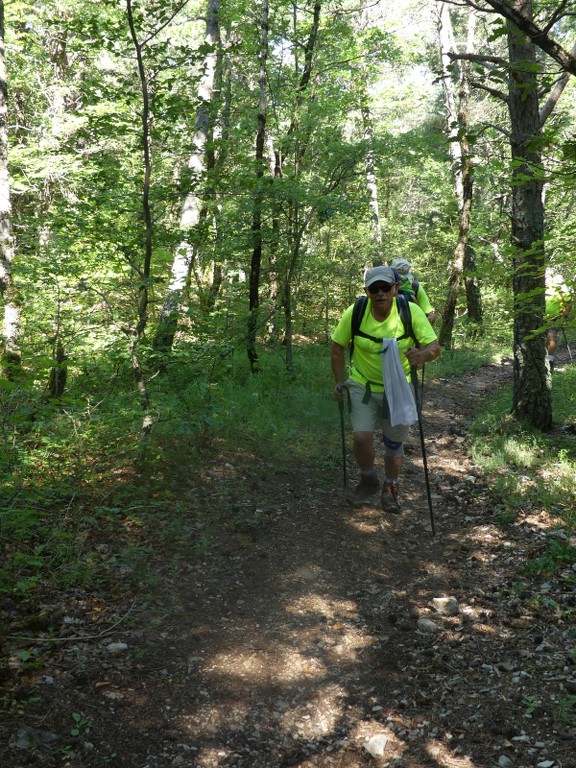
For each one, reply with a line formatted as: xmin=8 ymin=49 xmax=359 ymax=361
xmin=367 ymin=282 xmax=394 ymax=294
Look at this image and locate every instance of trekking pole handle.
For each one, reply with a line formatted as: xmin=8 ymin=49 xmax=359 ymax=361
xmin=335 ymin=383 xmax=345 ymax=394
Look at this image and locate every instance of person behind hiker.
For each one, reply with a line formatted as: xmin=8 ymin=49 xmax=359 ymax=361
xmin=331 ymin=265 xmax=441 ymax=513
xmin=545 ymin=268 xmax=571 ymax=372
xmin=389 ymin=257 xmax=436 ymax=324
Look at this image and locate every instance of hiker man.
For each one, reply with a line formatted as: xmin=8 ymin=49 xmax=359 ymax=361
xmin=545 ymin=268 xmax=571 ymax=372
xmin=389 ymin=257 xmax=436 ymax=324
xmin=331 ymin=265 xmax=441 ymax=513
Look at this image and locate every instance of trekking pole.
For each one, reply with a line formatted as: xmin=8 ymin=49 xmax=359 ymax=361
xmin=410 ymin=365 xmax=435 ymax=537
xmin=338 ymin=398 xmax=347 ymax=487
xmin=419 ymin=363 xmax=426 ymax=409
xmin=561 ymin=326 xmax=573 ymax=361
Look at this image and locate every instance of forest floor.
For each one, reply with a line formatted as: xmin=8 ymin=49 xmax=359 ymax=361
xmin=2 ymin=355 xmax=576 ymax=768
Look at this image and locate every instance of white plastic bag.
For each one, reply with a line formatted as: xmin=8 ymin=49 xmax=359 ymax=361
xmin=380 ymin=337 xmax=418 ymax=427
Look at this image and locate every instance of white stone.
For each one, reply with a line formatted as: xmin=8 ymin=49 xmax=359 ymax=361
xmin=431 ymin=596 xmax=460 ymax=616
xmin=364 ymin=734 xmax=388 ymax=757
xmin=106 ymin=642 xmax=128 ymax=654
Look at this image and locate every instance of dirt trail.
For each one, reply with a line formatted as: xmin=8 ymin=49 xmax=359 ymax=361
xmin=4 ymin=359 xmax=576 ymax=768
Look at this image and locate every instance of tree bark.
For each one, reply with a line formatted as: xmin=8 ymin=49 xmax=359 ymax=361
xmin=154 ymin=0 xmax=221 ymax=354
xmin=437 ymin=3 xmax=480 ymax=348
xmin=507 ymin=1 xmax=551 ymax=429
xmin=247 ymin=0 xmax=269 ymax=373
xmin=464 ymin=243 xmax=483 ymax=326
xmin=358 ymin=1 xmax=382 ymax=265
xmin=48 ymin=340 xmax=67 ymax=400
xmin=361 ymin=101 xmax=382 ymax=265
xmin=0 ymin=1 xmax=21 ymax=375
xmin=126 ymin=0 xmax=154 ymax=441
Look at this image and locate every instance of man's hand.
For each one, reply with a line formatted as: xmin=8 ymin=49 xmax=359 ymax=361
xmin=333 ymin=383 xmax=346 ymax=400
xmin=406 ymin=340 xmax=441 ymax=368
xmin=406 ymin=347 xmax=426 ymax=368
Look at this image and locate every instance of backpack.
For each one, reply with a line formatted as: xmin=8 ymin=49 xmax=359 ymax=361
xmin=392 ymin=269 xmax=420 ymax=301
xmin=349 ymin=293 xmax=414 ymax=361
xmin=398 ymin=279 xmax=420 ymax=300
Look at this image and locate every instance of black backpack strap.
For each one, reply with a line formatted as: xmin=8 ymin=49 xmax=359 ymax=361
xmin=350 ymin=296 xmax=382 ymax=359
xmin=396 ymin=294 xmax=415 ymax=344
xmin=351 ymin=296 xmax=368 ymax=342
xmin=349 ymin=296 xmax=366 ymax=360
xmin=350 ymin=295 xmax=414 ymax=416
xmin=412 ymin=280 xmax=420 ymax=298
xmin=352 ymin=294 xmax=415 ymax=349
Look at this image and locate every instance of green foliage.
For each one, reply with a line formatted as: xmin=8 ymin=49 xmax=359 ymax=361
xmin=521 ymin=695 xmax=542 ymax=718
xmin=555 ymin=695 xmax=576 ymax=725
xmin=524 ymin=540 xmax=576 ymax=576
xmin=433 ymin=339 xmax=509 ymax=378
xmin=0 ymin=339 xmax=336 ymax=596
xmin=70 ymin=711 xmax=92 ymax=738
xmin=468 ymin=350 xmax=576 ymax=547
xmin=3 ymin=0 xmax=576 ymax=604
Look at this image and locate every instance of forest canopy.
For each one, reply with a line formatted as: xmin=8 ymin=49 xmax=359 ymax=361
xmin=1 ymin=0 xmax=575 ymax=441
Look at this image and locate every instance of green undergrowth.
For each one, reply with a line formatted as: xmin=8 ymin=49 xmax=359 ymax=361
xmin=0 ymin=335 xmax=509 ymax=598
xmin=468 ymin=357 xmax=576 ymax=575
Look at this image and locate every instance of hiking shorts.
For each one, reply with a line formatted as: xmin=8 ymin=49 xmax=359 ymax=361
xmin=346 ymin=379 xmax=410 ymax=458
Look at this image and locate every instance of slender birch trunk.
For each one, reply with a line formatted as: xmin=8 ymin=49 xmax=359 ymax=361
xmin=126 ymin=0 xmax=154 ymax=441
xmin=358 ymin=1 xmax=382 ymax=264
xmin=154 ymin=0 xmax=221 ymax=353
xmin=361 ymin=104 xmax=382 ymax=266
xmin=0 ymin=2 xmax=21 ymax=375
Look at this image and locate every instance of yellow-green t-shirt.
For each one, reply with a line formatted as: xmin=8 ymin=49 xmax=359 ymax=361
xmin=332 ymin=298 xmax=437 ymax=391
xmin=399 ymin=279 xmax=434 ymax=316
xmin=415 ymin=284 xmax=434 ymax=316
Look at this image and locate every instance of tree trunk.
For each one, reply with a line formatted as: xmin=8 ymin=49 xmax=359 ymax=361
xmin=48 ymin=340 xmax=67 ymax=400
xmin=126 ymin=0 xmax=154 ymax=441
xmin=358 ymin=1 xmax=382 ymax=264
xmin=361 ymin=100 xmax=382 ymax=265
xmin=437 ymin=3 xmax=479 ymax=348
xmin=0 ymin=1 xmax=21 ymax=375
xmin=460 ymin=6 xmax=483 ymax=328
xmin=464 ymin=243 xmax=483 ymax=327
xmin=507 ymin=1 xmax=551 ymax=430
xmin=278 ymin=1 xmax=322 ymax=368
xmin=154 ymin=0 xmax=221 ymax=354
xmin=266 ymin=140 xmax=282 ymax=345
xmin=247 ymin=0 xmax=269 ymax=373
xmin=201 ymin=52 xmax=232 ymax=313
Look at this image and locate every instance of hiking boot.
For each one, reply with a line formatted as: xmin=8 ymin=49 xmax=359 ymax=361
xmin=381 ymin=481 xmax=401 ymax=514
xmin=347 ymin=475 xmax=379 ymax=506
